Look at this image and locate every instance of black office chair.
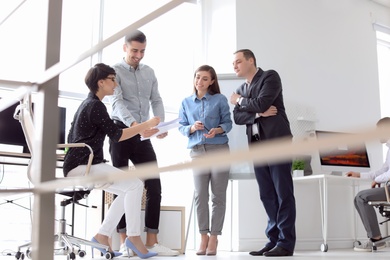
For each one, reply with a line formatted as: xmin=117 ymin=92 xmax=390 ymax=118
xmin=13 ymin=94 xmax=114 ymax=259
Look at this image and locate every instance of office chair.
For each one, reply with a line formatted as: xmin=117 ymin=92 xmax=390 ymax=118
xmin=13 ymin=94 xmax=114 ymax=259
xmin=355 ymin=180 xmax=390 ymax=252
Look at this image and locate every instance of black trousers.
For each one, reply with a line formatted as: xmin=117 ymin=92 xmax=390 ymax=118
xmin=251 ymin=136 xmax=296 ymax=252
xmin=109 ymin=122 xmax=161 ymax=234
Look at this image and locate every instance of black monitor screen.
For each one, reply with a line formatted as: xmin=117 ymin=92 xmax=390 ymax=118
xmin=0 ymin=101 xmax=26 ymax=148
xmin=0 ymin=99 xmax=66 ymax=153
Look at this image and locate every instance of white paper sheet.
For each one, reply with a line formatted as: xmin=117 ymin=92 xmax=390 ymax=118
xmin=140 ymin=117 xmax=181 ymax=141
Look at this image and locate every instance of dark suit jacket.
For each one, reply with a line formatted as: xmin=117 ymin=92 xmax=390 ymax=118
xmin=233 ymin=68 xmax=292 ymax=143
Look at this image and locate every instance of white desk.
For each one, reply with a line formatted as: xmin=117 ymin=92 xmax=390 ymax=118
xmin=0 ymin=150 xmax=64 ymax=167
xmin=0 ymin=151 xmax=31 ymax=166
xmin=293 ymin=174 xmax=372 ymax=251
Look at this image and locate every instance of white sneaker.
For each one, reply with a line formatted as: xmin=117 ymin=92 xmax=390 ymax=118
xmin=146 ymin=243 xmax=180 ymax=256
xmin=119 ymin=243 xmax=134 ymax=257
xmin=354 ymin=239 xmax=386 ymax=252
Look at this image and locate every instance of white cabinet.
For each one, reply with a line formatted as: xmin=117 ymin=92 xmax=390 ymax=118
xmin=109 ymin=205 xmax=185 ymax=254
xmin=140 ymin=206 xmax=185 ymax=253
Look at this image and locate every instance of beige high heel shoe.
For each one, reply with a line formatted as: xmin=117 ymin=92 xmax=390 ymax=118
xmin=196 ymin=235 xmax=209 ymax=255
xmin=206 ymin=239 xmax=218 ymax=256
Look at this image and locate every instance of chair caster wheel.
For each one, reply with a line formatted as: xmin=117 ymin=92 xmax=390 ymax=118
xmin=25 ymin=249 xmax=32 ymax=259
xmin=105 ymin=251 xmax=114 ymax=259
xmin=78 ymin=250 xmax=86 ymax=258
xmin=67 ymin=252 xmax=76 ymax=260
xmin=15 ymin=251 xmax=24 ymax=260
xmin=321 ymin=243 xmax=328 ymax=252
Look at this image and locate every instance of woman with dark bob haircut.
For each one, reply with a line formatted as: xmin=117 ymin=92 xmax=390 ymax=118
xmin=63 ymin=63 xmax=160 ymax=259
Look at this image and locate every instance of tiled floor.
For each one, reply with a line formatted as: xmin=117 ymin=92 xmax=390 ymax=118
xmin=1 ymin=249 xmax=390 ymax=260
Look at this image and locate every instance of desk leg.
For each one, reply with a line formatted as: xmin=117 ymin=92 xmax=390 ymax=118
xmin=353 ymin=182 xmax=358 ymax=245
xmin=183 ymin=191 xmax=195 ymax=254
xmin=318 ymin=178 xmax=329 ymax=252
xmin=352 ymin=182 xmax=363 ymax=247
xmin=230 ymin=179 xmax=233 ymax=252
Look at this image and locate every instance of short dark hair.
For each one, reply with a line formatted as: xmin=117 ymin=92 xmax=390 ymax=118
xmin=377 ymin=117 xmax=390 ymax=127
xmin=234 ymin=49 xmax=257 ymax=67
xmin=193 ymin=65 xmax=221 ymax=95
xmin=125 ymin=30 xmax=146 ymax=44
xmin=84 ymin=63 xmax=116 ymax=94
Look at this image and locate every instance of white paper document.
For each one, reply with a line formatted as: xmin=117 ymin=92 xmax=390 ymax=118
xmin=140 ymin=117 xmax=181 ymax=141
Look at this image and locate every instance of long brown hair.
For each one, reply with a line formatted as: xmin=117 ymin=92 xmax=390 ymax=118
xmin=193 ymin=65 xmax=221 ymax=95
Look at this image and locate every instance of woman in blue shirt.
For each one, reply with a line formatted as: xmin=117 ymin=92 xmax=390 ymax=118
xmin=178 ymin=65 xmax=232 ymax=256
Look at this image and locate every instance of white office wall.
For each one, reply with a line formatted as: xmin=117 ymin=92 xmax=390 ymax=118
xmin=234 ymin=0 xmax=389 ymax=168
xmin=237 ymin=0 xmax=385 ymax=127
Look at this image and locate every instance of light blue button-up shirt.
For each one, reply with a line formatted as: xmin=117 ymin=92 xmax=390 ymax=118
xmin=110 ymin=58 xmax=165 ymax=126
xmin=178 ymin=92 xmax=232 ymax=149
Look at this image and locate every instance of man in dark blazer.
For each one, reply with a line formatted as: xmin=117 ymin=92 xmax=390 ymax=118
xmin=230 ymin=49 xmax=296 ymax=257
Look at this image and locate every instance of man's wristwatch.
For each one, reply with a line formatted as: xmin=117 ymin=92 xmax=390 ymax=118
xmin=236 ymin=97 xmax=242 ymax=105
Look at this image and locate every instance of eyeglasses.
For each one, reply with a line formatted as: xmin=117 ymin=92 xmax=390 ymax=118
xmin=106 ymin=76 xmax=116 ymax=82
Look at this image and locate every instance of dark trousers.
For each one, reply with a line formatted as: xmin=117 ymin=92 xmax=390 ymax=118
xmin=251 ymin=137 xmax=296 ymax=252
xmin=109 ymin=127 xmax=161 ymax=234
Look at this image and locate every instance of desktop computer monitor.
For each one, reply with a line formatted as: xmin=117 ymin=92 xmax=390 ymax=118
xmin=0 ymin=100 xmax=28 ymax=150
xmin=315 ymin=130 xmax=371 ymax=175
xmin=0 ymin=98 xmax=66 ymax=153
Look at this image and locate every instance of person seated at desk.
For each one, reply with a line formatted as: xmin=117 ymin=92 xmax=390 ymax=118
xmin=346 ymin=117 xmax=390 ymax=252
xmin=63 ymin=63 xmax=160 ymax=259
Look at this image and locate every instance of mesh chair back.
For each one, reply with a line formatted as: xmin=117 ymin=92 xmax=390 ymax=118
xmin=14 ymin=94 xmax=95 ymax=187
xmin=13 ymin=94 xmax=35 ymax=183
